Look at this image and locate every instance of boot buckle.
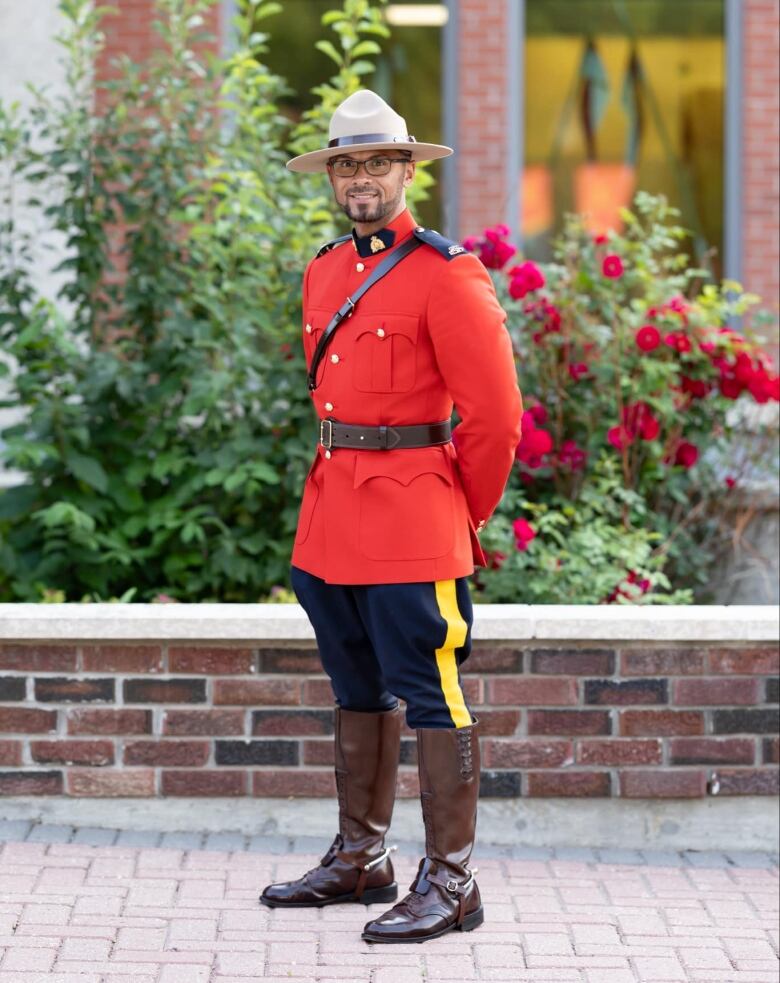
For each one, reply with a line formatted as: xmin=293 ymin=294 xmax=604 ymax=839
xmin=446 ymin=878 xmax=458 ymax=893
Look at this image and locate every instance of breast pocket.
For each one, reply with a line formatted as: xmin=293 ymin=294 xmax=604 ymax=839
xmin=354 ymin=450 xmax=455 ymax=561
xmin=353 ymin=314 xmax=418 ymax=393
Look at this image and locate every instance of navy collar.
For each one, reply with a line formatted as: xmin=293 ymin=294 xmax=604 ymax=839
xmin=351 ymin=226 xmax=397 ymax=258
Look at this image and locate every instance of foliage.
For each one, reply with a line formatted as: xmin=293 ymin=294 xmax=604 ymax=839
xmin=0 ymin=0 xmax=392 ymax=601
xmin=467 ymin=193 xmax=779 ymax=603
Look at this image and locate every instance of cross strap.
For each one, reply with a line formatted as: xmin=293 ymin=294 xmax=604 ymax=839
xmin=307 ymin=236 xmax=422 ymax=391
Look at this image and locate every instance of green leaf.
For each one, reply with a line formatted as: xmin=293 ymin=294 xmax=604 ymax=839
xmin=64 ymin=451 xmax=109 ymax=493
xmin=314 ymin=40 xmax=344 ymax=66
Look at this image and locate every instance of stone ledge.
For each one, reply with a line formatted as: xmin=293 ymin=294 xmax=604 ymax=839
xmin=0 ymin=602 xmax=777 ymax=642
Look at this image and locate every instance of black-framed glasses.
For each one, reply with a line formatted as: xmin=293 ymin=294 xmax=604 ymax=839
xmin=328 ymin=156 xmax=411 ymax=177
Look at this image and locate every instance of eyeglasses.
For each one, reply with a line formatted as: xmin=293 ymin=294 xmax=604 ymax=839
xmin=328 ymin=156 xmax=411 ymax=177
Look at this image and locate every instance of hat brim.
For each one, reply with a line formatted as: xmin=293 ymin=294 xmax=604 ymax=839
xmin=286 ymin=141 xmax=453 ymax=174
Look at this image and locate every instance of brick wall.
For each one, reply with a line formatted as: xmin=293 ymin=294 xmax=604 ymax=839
xmin=457 ymin=0 xmax=510 ymax=238
xmin=0 ymin=641 xmax=777 ymax=800
xmin=743 ymin=0 xmax=780 ymax=321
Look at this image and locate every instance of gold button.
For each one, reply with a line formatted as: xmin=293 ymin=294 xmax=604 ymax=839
xmin=324 ymin=401 xmax=334 ymax=411
xmin=305 ymin=323 xmax=313 ymax=333
xmin=330 ymin=354 xmax=340 ymax=364
xmin=356 ymin=262 xmax=365 ymax=272
xmin=377 ymin=328 xmax=385 ymax=338
xmin=325 ymin=450 xmax=332 ymax=459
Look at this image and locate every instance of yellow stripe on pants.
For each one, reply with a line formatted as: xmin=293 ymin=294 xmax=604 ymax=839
xmin=433 ymin=579 xmax=472 ymax=728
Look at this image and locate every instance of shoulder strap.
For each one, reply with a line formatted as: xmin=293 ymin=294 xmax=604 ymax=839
xmin=315 ymin=234 xmax=351 ymax=259
xmin=413 ymin=226 xmax=469 ymax=261
xmin=307 ymin=236 xmax=422 ymax=392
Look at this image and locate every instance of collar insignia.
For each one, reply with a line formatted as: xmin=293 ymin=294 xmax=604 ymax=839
xmin=351 ymin=226 xmax=397 ymax=258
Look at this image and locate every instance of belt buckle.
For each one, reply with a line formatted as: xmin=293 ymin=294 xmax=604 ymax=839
xmin=320 ymin=418 xmax=333 ymax=450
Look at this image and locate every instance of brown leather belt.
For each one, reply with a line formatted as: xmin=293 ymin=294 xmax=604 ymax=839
xmin=319 ymin=418 xmax=451 ymax=451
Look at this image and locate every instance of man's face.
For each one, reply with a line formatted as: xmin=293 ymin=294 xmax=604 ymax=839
xmin=327 ymin=148 xmax=415 ymax=225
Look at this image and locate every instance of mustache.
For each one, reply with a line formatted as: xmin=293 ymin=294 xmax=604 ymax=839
xmin=347 ymin=187 xmax=380 ymax=195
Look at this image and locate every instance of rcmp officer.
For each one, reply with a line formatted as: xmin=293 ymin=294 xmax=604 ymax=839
xmin=259 ymin=90 xmax=523 ymax=943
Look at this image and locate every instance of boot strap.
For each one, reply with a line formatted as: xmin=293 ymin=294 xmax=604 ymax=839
xmin=335 ymin=844 xmax=398 ymax=901
xmin=426 ymin=868 xmax=477 ymax=928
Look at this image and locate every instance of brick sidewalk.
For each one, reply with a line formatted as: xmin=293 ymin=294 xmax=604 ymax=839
xmin=0 ymin=824 xmax=777 ymax=983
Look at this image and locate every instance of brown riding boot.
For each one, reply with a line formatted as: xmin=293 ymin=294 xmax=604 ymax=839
xmin=260 ymin=705 xmax=402 ymax=908
xmin=362 ymin=718 xmax=483 ymax=942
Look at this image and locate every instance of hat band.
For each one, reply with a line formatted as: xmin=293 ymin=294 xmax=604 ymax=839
xmin=328 ymin=132 xmax=417 ymax=147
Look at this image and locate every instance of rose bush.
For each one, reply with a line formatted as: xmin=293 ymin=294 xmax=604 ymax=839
xmin=467 ymin=193 xmax=779 ymax=603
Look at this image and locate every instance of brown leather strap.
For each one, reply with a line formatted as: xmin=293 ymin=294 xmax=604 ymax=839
xmin=320 ymin=418 xmax=451 ymax=451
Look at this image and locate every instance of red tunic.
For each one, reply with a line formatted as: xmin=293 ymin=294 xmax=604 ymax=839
xmin=291 ymin=207 xmax=523 ymax=584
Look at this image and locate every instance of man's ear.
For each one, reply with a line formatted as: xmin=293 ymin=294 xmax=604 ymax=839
xmin=404 ymin=161 xmax=416 ymax=187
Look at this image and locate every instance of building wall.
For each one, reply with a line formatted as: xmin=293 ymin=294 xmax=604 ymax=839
xmin=0 ymin=639 xmax=777 ymax=799
xmin=743 ymin=0 xmax=780 ymax=318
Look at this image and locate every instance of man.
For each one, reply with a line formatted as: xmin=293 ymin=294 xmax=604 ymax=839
xmin=259 ymin=89 xmax=523 ymax=944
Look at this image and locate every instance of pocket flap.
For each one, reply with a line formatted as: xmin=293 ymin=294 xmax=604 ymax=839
xmin=354 ymin=314 xmax=419 ymax=343
xmin=353 ymin=448 xmax=454 ymax=489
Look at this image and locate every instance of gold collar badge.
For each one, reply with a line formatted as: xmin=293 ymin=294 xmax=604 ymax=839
xmin=370 ymin=235 xmax=386 ymax=253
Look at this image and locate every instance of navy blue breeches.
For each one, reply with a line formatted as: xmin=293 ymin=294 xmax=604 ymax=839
xmin=290 ymin=565 xmax=475 ymax=729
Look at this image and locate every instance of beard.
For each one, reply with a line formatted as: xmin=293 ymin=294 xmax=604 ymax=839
xmin=338 ymin=180 xmax=404 ymax=225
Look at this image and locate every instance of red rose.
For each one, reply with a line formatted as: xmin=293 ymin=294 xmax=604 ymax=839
xmin=528 ymin=403 xmax=548 ymax=425
xmin=602 ymin=254 xmax=624 ymax=278
xmin=479 ymin=238 xmax=516 ymax=269
xmin=594 ymin=233 xmax=608 ymax=245
xmin=636 ymin=325 xmax=661 ymax=352
xmin=674 ymin=441 xmax=699 ymax=468
xmin=607 ymin=425 xmax=631 ymax=450
xmin=622 ymin=401 xmax=661 ymax=442
xmin=507 ymin=260 xmax=545 ymax=299
xmin=558 ymin=439 xmax=587 ymax=470
xmin=681 ymin=376 xmax=710 ymax=399
xmin=568 ymin=362 xmax=589 ymax=381
xmin=485 ymin=223 xmax=511 ymax=242
xmin=664 ymin=331 xmax=692 ymax=353
xmin=512 ymin=518 xmax=536 ymax=551
xmin=725 ymin=476 xmax=736 ymax=489
xmin=719 ymin=376 xmax=742 ymax=400
xmin=461 ymin=235 xmax=479 ymax=252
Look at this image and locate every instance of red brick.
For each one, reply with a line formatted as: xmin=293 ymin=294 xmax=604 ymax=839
xmin=81 ymin=645 xmax=163 ymax=673
xmin=0 ymin=707 xmax=58 ymax=734
xmin=396 ymin=770 xmax=420 ymax=798
xmin=30 ymin=740 xmax=115 ymax=766
xmin=673 ymin=678 xmax=759 ymax=706
xmin=707 ymin=647 xmax=780 ymax=675
xmin=530 ymin=649 xmax=615 ymax=675
xmin=123 ymin=740 xmax=210 ymax=766
xmin=763 ymin=737 xmax=779 ymax=764
xmin=528 ymin=710 xmax=611 ymax=736
xmin=465 ymin=648 xmax=524 ymax=673
xmin=620 ymin=770 xmax=707 ymax=798
xmin=303 ymin=740 xmax=334 ymax=765
xmin=474 ymin=709 xmax=521 ymax=736
xmin=162 ymin=709 xmax=245 ymax=736
xmin=716 ymin=768 xmax=780 ymax=795
xmin=35 ymin=677 xmax=114 ymax=703
xmin=301 ymin=679 xmax=335 ymax=706
xmin=67 ymin=708 xmax=152 ymax=736
xmin=0 ymin=645 xmax=77 ymax=672
xmin=462 ymin=676 xmax=484 ymax=704
xmin=578 ymin=739 xmax=662 ymax=766
xmin=67 ymin=769 xmax=155 ymax=797
xmin=252 ymin=769 xmax=336 ymax=797
xmin=215 ymin=678 xmax=301 ymax=706
xmin=0 ymin=741 xmax=23 ymax=766
xmin=488 ymin=678 xmax=578 ymax=706
xmin=620 ymin=710 xmax=705 ymax=737
xmin=526 ymin=771 xmax=610 ymax=797
xmin=252 ymin=710 xmax=333 ymax=737
xmin=621 ymin=648 xmax=706 ymax=676
xmin=482 ymin=739 xmax=573 ymax=769
xmin=162 ymin=769 xmax=247 ymax=796
xmin=585 ymin=679 xmax=667 ymax=705
xmin=670 ymin=738 xmax=756 ymax=766
xmin=258 ymin=649 xmax=322 ymax=673
xmin=0 ymin=771 xmax=63 ymax=795
xmin=123 ymin=678 xmax=205 ymax=703
xmin=168 ymin=647 xmax=254 ymax=674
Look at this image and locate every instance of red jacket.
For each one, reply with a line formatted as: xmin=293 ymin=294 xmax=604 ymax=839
xmin=291 ymin=207 xmax=523 ymax=584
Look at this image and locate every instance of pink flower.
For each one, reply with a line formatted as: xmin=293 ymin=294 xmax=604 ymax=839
xmin=515 ymin=411 xmax=554 ymax=468
xmin=558 ymin=439 xmax=587 ymax=470
xmin=664 ymin=331 xmax=692 ymax=354
xmin=512 ymin=518 xmax=536 ymax=551
xmin=594 ymin=233 xmax=608 ymax=245
xmin=681 ymin=376 xmax=710 ymax=399
xmin=461 ymin=235 xmax=480 ymax=252
xmin=524 ymin=297 xmax=562 ymax=345
xmin=674 ymin=441 xmax=699 ymax=468
xmin=719 ymin=375 xmax=743 ymax=400
xmin=602 ymin=254 xmax=624 ymax=278
xmin=636 ymin=325 xmax=661 ymax=352
xmin=485 ymin=223 xmax=510 ymax=242
xmin=568 ymin=362 xmax=589 ymax=381
xmin=479 ymin=239 xmax=516 ymax=269
xmin=725 ymin=476 xmax=737 ymax=489
xmin=607 ymin=425 xmax=631 ymax=450
xmin=623 ymin=401 xmax=661 ymax=441
xmin=528 ymin=403 xmax=548 ymax=425
xmin=508 ymin=260 xmax=545 ymax=299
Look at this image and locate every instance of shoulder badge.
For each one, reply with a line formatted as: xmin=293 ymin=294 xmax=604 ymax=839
xmin=315 ymin=234 xmax=352 ymax=259
xmin=412 ymin=226 xmax=469 ymax=261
